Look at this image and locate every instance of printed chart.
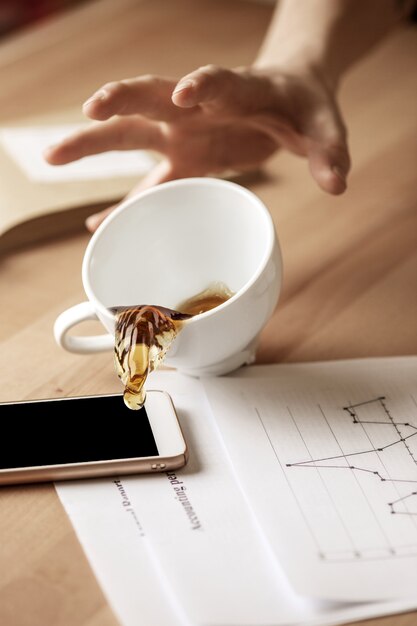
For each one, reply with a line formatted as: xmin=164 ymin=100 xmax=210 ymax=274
xmin=276 ymin=395 xmax=417 ymax=560
xmin=204 ymin=359 xmax=417 ymax=600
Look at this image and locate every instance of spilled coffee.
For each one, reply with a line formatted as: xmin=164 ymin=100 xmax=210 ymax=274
xmin=112 ymin=282 xmax=234 ymax=410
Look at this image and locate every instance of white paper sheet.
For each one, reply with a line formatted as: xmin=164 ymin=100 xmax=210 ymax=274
xmin=203 ymin=358 xmax=417 ymax=602
xmin=56 ymin=478 xmax=186 ymax=626
xmin=56 ymin=375 xmax=316 ymax=626
xmin=55 ymin=364 xmax=417 ymax=626
xmin=0 ymin=125 xmax=156 ymax=182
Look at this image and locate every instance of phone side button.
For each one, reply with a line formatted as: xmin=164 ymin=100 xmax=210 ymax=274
xmin=151 ymin=463 xmax=166 ymax=470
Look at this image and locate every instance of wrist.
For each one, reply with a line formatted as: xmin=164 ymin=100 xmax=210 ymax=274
xmin=254 ymin=31 xmax=344 ymax=93
xmin=253 ymin=53 xmax=340 ymax=95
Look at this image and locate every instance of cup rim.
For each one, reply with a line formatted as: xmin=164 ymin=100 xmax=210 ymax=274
xmin=82 ymin=177 xmax=278 ymax=324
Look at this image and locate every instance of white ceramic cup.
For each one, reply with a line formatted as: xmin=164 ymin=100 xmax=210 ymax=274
xmin=54 ymin=178 xmax=282 ymax=376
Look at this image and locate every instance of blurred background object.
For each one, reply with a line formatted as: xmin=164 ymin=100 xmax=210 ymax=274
xmin=0 ymin=0 xmax=86 ymax=38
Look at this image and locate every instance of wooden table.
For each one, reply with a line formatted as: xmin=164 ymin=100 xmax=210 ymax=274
xmin=0 ymin=1 xmax=416 ymax=624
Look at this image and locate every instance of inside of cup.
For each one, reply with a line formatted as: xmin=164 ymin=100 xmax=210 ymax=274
xmin=86 ymin=180 xmax=273 ymax=312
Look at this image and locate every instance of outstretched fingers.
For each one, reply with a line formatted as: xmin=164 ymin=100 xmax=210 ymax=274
xmin=82 ymin=76 xmax=192 ymax=122
xmin=172 ymin=65 xmax=236 ymax=108
xmin=44 ymin=117 xmax=165 ymax=165
xmin=172 ymin=65 xmax=266 ymax=114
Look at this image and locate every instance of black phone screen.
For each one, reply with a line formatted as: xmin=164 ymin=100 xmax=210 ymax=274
xmin=0 ymin=395 xmax=159 ymax=469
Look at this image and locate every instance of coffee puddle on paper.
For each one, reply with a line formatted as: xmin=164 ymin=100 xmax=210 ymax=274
xmin=111 ymin=282 xmax=234 ymax=410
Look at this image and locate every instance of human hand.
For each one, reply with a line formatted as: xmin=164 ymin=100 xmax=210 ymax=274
xmin=45 ymin=64 xmax=350 ymax=232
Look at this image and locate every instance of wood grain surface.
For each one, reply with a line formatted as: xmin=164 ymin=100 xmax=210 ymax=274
xmin=0 ymin=1 xmax=416 ymax=624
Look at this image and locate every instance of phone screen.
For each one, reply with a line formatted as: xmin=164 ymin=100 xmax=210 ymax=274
xmin=0 ymin=395 xmax=159 ymax=469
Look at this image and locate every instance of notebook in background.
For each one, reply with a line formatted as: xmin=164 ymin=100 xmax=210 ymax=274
xmin=0 ymin=109 xmax=157 ymax=253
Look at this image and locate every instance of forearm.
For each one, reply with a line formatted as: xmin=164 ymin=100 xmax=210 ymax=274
xmin=255 ymin=0 xmax=414 ymax=89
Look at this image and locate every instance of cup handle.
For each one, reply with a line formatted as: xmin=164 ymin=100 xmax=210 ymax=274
xmin=54 ymin=301 xmax=114 ymax=354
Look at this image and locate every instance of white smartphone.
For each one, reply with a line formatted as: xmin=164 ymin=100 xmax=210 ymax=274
xmin=0 ymin=390 xmax=188 ymax=485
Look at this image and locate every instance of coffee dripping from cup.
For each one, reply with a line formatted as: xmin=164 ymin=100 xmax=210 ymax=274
xmin=54 ymin=178 xmax=282 ymax=396
xmin=112 ymin=282 xmax=234 ymax=410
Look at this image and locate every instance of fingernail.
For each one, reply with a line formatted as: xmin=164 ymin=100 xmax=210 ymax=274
xmin=332 ymin=165 xmax=346 ymax=182
xmin=85 ymin=214 xmax=100 ymax=232
xmin=173 ymin=80 xmax=194 ymax=94
xmin=83 ymin=89 xmax=107 ymax=107
xmin=43 ymin=145 xmax=56 ymax=157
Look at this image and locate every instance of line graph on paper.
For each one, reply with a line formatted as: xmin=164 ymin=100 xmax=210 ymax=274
xmin=255 ymin=392 xmax=417 ymax=562
xmin=288 ymin=397 xmax=417 ymax=517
